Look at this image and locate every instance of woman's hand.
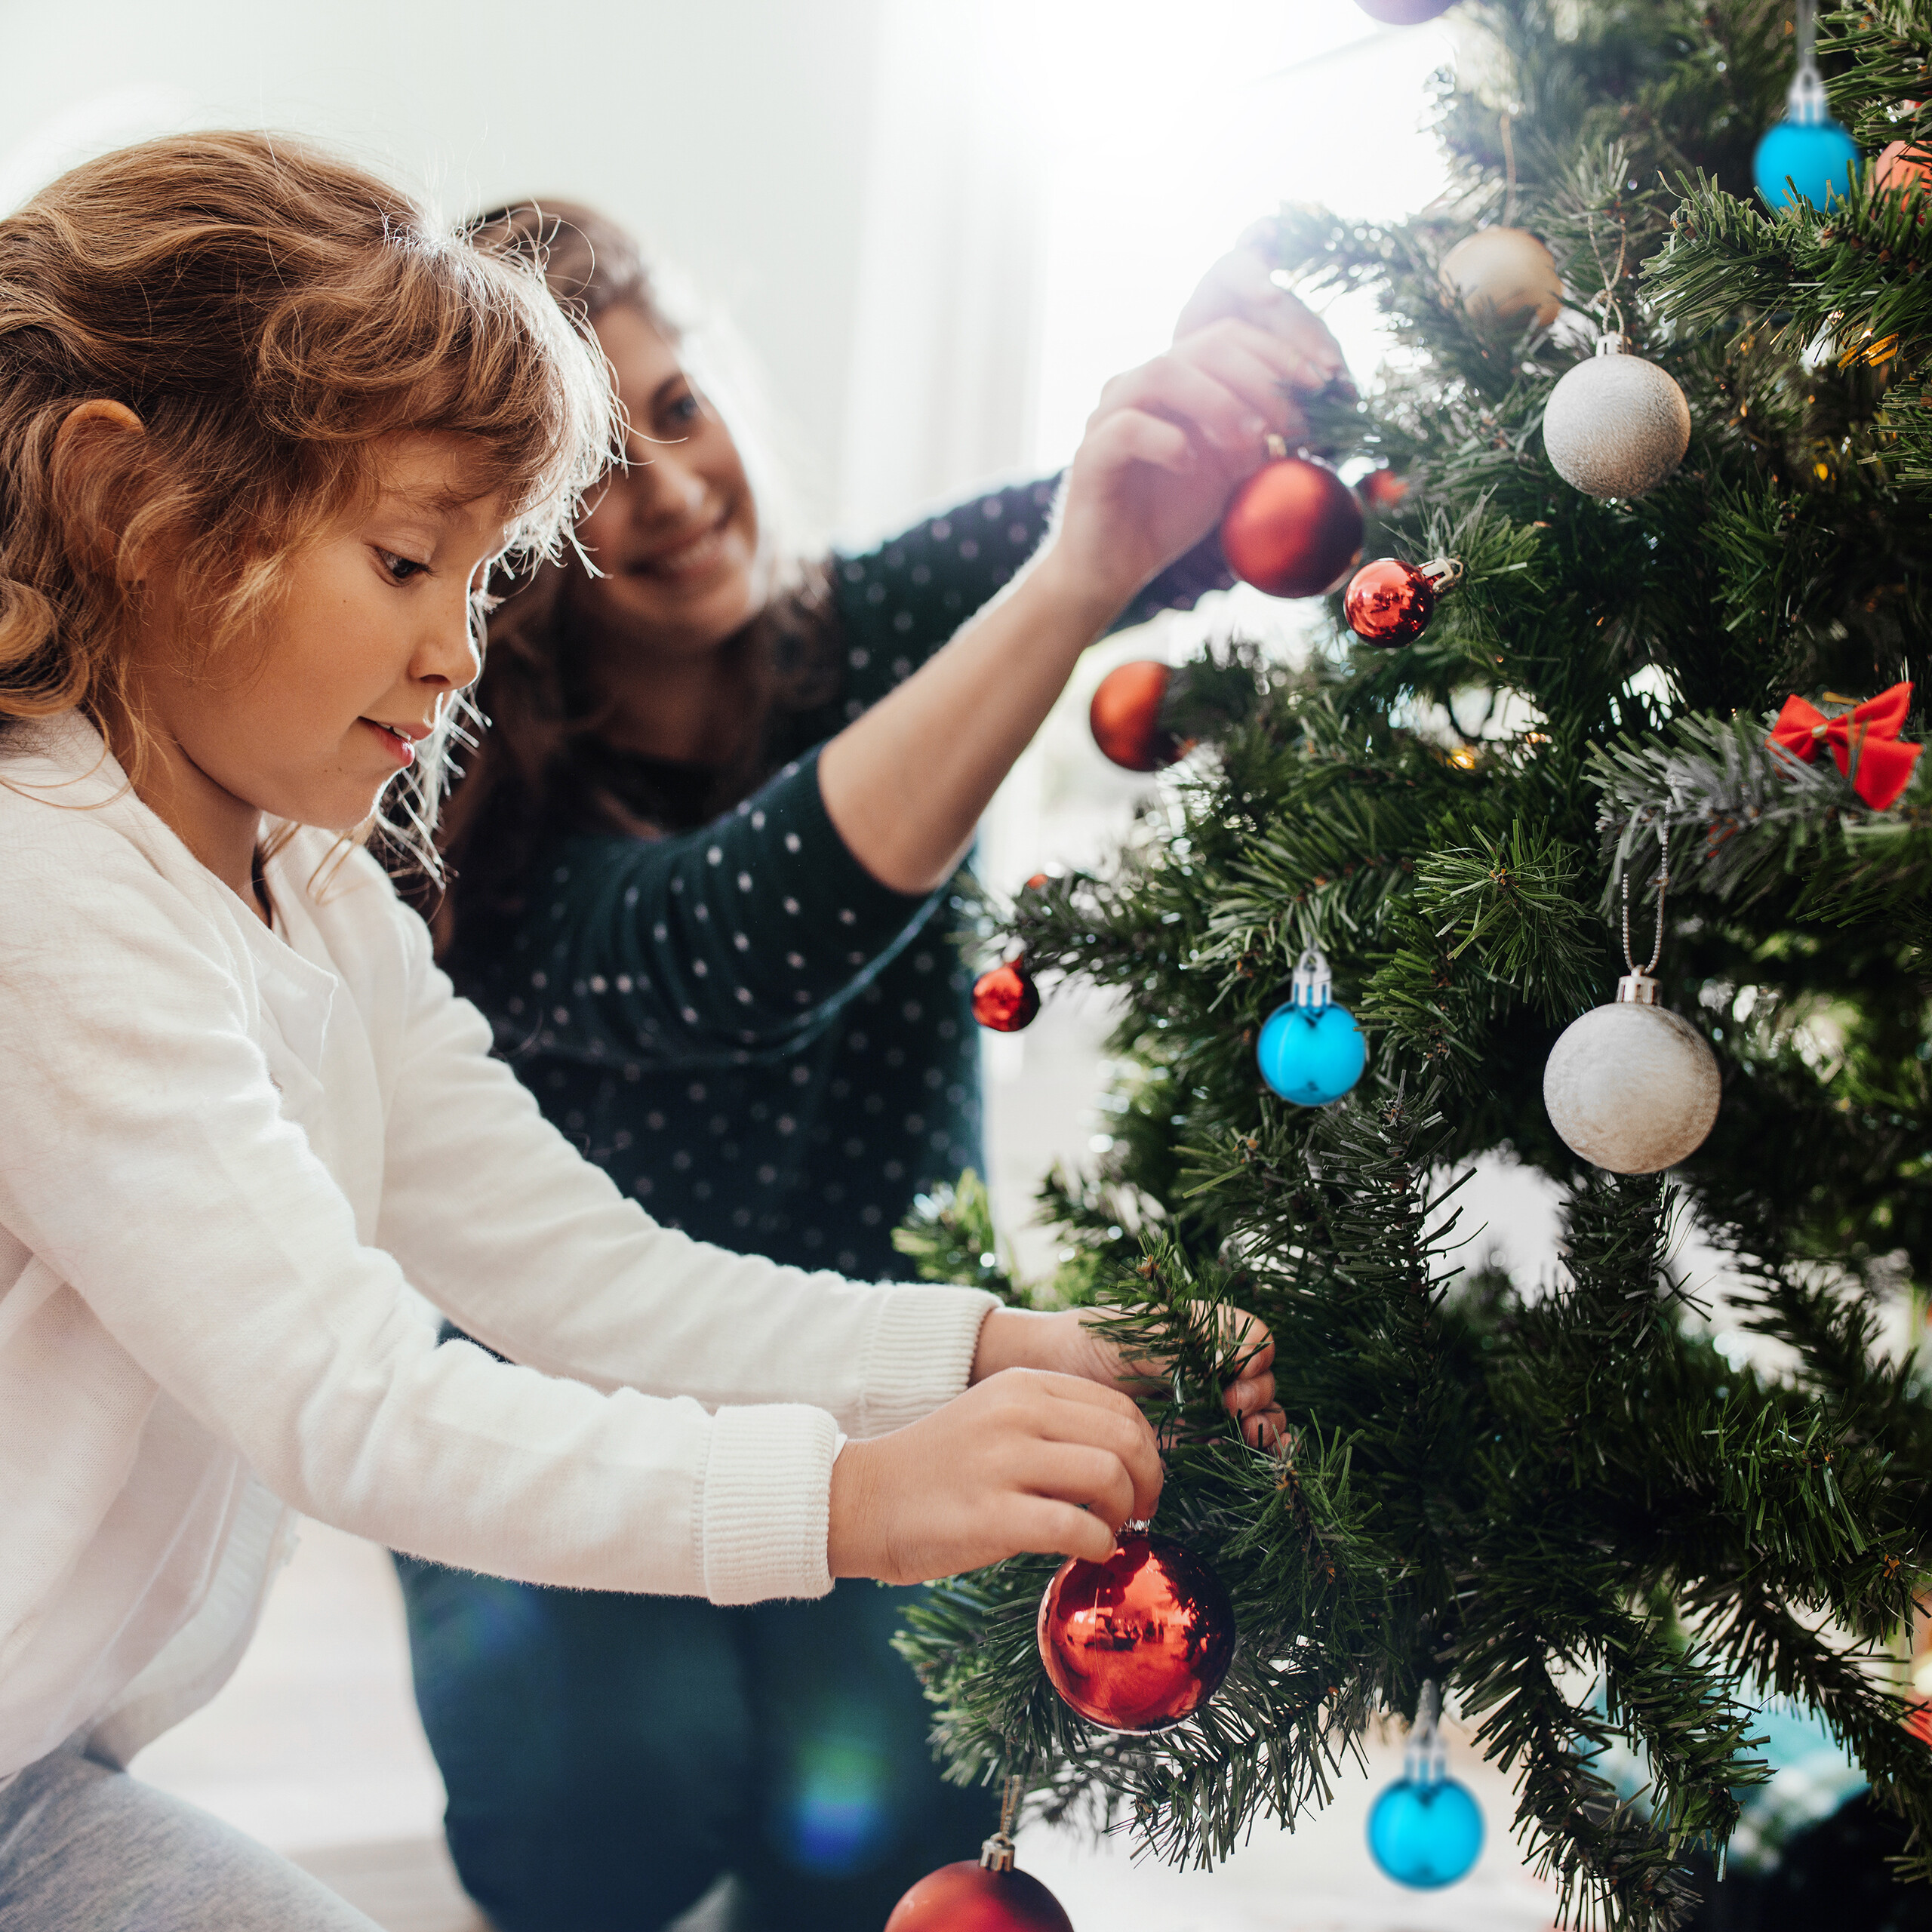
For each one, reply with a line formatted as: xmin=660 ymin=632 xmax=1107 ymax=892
xmin=1172 ymin=234 xmax=1350 ymax=378
xmin=974 ymin=1304 xmax=1284 ymax=1448
xmin=1038 ymin=306 xmax=1350 ymax=619
xmin=826 ymin=1368 xmax=1163 ymax=1583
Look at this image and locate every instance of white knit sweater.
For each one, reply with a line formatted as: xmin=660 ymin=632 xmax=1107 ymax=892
xmin=0 ymin=715 xmax=996 ymax=1781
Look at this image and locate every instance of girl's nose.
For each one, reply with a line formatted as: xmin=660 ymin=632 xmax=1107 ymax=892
xmin=629 ymin=442 xmax=707 ymax=522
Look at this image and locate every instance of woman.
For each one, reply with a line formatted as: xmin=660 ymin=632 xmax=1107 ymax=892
xmin=398 ymin=203 xmax=1344 ymax=1931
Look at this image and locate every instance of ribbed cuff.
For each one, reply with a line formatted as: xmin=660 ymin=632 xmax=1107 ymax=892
xmin=854 ymin=1287 xmax=999 ymax=1439
xmin=700 ymin=1404 xmax=839 ymax=1604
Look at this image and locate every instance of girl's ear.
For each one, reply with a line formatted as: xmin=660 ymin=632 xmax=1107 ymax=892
xmin=51 ymin=399 xmax=152 ymax=577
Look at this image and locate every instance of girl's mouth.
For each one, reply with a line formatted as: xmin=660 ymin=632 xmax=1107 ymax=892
xmin=360 ymin=718 xmax=419 ymax=768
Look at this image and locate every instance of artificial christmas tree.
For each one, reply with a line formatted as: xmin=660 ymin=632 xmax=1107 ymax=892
xmin=894 ymin=3 xmax=1932 ymax=1927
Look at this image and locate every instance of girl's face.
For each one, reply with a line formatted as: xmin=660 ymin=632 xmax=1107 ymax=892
xmin=566 ymin=303 xmax=762 ymax=663
xmin=130 ymin=433 xmax=505 ymax=849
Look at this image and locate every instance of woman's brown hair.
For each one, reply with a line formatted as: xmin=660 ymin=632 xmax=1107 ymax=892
xmin=0 ymin=131 xmax=618 ymax=866
xmin=429 ymin=202 xmax=841 ymax=949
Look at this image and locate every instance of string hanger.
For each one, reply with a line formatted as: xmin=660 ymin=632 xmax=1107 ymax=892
xmin=1617 ymin=819 xmax=1670 ymax=1004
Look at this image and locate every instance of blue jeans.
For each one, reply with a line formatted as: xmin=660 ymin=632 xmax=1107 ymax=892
xmin=394 ymin=1562 xmax=998 ymax=1932
xmin=0 ymin=1737 xmax=376 ymax=1931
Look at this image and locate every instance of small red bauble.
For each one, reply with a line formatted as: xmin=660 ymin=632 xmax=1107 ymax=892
xmin=1345 ymin=559 xmax=1436 ymax=645
xmin=1877 ymin=138 xmax=1932 ymax=203
xmin=884 ymin=1858 xmax=1074 ymax=1932
xmin=1036 ymin=1530 xmax=1236 ymax=1733
xmin=1089 ymin=660 xmax=1179 ymax=771
xmin=1352 ymin=0 xmax=1456 ymax=20
xmin=1358 ymin=467 xmax=1410 ymax=512
xmin=1220 ymin=457 xmax=1364 ymax=600
xmin=973 ymin=958 xmax=1039 ymax=1032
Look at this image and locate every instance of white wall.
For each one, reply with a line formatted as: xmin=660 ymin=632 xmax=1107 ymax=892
xmin=0 ymin=0 xmax=886 ymax=535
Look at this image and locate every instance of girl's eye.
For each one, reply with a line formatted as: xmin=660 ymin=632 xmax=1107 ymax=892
xmin=663 ymin=390 xmax=702 ymax=430
xmin=376 ymin=548 xmax=429 ymax=584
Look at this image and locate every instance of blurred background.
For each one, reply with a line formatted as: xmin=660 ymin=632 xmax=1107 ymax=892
xmin=0 ymin=1 xmax=1569 ymax=1923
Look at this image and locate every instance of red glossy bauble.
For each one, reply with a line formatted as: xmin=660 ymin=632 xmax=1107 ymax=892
xmin=1036 ymin=1530 xmax=1236 ymax=1733
xmin=1089 ymin=660 xmax=1179 ymax=771
xmin=884 ymin=1859 xmax=1075 ymax=1932
xmin=1220 ymin=457 xmax=1364 ymax=600
xmin=1353 ymin=0 xmax=1457 ymax=21
xmin=1344 ymin=558 xmax=1437 ymax=645
xmin=972 ymin=958 xmax=1039 ymax=1032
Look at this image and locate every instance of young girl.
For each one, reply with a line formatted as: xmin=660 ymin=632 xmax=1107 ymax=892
xmin=395 ymin=205 xmax=1341 ymax=1928
xmin=0 ymin=134 xmax=1281 ymax=1931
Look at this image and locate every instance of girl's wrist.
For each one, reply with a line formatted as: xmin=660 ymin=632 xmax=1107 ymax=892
xmin=970 ymin=1305 xmax=1064 ymax=1383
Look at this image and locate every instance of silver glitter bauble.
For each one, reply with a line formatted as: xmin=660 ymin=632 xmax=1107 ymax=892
xmin=1543 ymin=974 xmax=1720 ymax=1174
xmin=1439 ymin=228 xmax=1563 ymax=329
xmin=1542 ymin=336 xmax=1690 ymax=499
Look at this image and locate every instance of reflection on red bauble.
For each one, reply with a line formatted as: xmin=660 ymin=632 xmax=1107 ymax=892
xmin=1037 ymin=1530 xmax=1237 ymax=1732
xmin=1345 ymin=558 xmax=1437 ymax=645
xmin=1089 ymin=660 xmax=1179 ymax=771
xmin=884 ymin=1858 xmax=1075 ymax=1932
xmin=1220 ymin=457 xmax=1364 ymax=599
xmin=973 ymin=958 xmax=1039 ymax=1032
xmin=1353 ymin=0 xmax=1457 ymax=20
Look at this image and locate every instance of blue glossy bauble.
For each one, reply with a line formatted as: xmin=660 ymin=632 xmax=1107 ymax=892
xmin=1753 ymin=115 xmax=1860 ymax=210
xmin=1257 ymin=1001 xmax=1365 ymax=1106
xmin=1367 ymin=1774 xmax=1484 ymax=1888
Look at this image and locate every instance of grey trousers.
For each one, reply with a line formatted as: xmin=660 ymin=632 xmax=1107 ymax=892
xmin=0 ymin=1740 xmax=378 ymax=1931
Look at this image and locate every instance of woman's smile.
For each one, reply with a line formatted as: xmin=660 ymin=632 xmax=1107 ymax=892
xmin=626 ymin=507 xmax=740 ymax=583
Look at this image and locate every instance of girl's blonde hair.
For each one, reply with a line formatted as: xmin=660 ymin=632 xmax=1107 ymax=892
xmin=0 ymin=130 xmax=620 ymax=864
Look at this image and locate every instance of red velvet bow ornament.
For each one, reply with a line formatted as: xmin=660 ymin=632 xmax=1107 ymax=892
xmin=1767 ymin=681 xmax=1922 ymax=811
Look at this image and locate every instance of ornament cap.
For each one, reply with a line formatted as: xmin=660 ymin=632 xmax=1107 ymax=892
xmin=979 ymin=1831 xmax=1017 ymax=1873
xmin=1595 ymin=332 xmax=1629 ymax=358
xmin=1291 ymin=948 xmax=1334 ymax=1011
xmin=1616 ymin=971 xmax=1661 ymax=1006
xmin=1786 ymin=61 xmax=1830 ymax=127
xmin=1418 ymin=556 xmax=1465 ymax=592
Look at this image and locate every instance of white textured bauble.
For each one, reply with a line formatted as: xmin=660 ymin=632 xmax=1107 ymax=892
xmin=1440 ymin=228 xmax=1563 ymax=328
xmin=1544 ymin=1000 xmax=1720 ymax=1174
xmin=1542 ymin=340 xmax=1690 ymax=500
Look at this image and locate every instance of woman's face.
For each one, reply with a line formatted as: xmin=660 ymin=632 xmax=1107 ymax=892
xmin=568 ymin=303 xmax=763 ymax=662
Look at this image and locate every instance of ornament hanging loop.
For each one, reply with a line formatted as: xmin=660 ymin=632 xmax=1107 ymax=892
xmin=1618 ymin=819 xmax=1670 ymax=1001
xmin=1787 ymin=0 xmax=1828 ymax=122
xmin=979 ymin=1772 xmax=1025 ymax=1872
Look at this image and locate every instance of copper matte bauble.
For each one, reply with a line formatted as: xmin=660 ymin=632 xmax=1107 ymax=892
xmin=883 ymin=1859 xmax=1074 ymax=1932
xmin=972 ymin=959 xmax=1039 ymax=1033
xmin=1220 ymin=457 xmax=1364 ymax=599
xmin=1037 ymin=1530 xmax=1236 ymax=1733
xmin=1439 ymin=227 xmax=1563 ymax=328
xmin=1089 ymin=660 xmax=1179 ymax=771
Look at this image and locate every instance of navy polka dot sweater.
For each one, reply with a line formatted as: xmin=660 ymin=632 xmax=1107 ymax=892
xmin=450 ymin=480 xmax=1229 ymax=1281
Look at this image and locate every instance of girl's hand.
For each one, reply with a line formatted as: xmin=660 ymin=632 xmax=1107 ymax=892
xmin=1037 ymin=312 xmax=1349 ymax=620
xmin=973 ymin=1305 xmax=1284 ymax=1450
xmin=826 ymin=1368 xmax=1162 ymax=1583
